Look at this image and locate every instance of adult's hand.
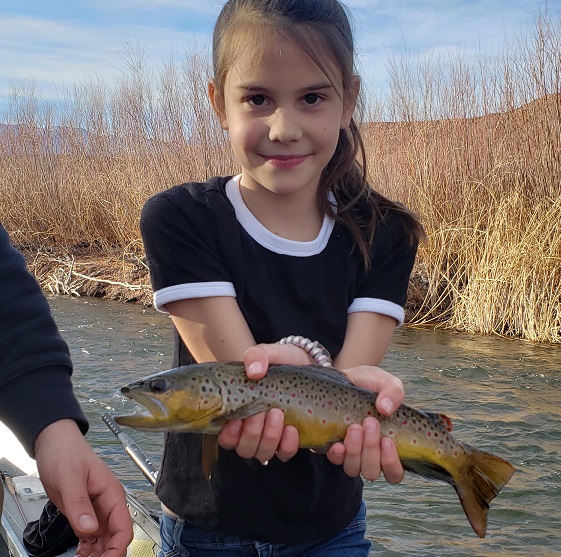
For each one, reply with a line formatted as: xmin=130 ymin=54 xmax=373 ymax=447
xmin=34 ymin=419 xmax=133 ymax=557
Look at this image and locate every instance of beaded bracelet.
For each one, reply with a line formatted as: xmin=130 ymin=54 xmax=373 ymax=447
xmin=277 ymin=335 xmax=333 ymax=367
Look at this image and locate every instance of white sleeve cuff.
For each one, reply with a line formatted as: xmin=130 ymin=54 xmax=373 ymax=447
xmin=348 ymin=297 xmax=405 ymax=327
xmin=153 ymin=282 xmax=236 ymax=313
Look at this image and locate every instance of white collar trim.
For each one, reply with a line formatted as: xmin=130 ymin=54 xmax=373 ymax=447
xmin=225 ymin=175 xmax=335 ymax=257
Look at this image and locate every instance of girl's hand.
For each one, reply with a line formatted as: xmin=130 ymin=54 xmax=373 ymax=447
xmin=218 ymin=351 xmax=406 ymax=484
xmin=218 ymin=343 xmax=309 ymax=463
xmin=326 ymin=365 xmax=405 ymax=482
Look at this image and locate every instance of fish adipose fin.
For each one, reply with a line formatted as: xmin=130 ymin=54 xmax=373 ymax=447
xmin=425 ymin=411 xmax=454 ymax=432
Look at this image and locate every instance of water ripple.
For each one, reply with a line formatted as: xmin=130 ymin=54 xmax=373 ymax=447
xmin=48 ymin=297 xmax=561 ymax=557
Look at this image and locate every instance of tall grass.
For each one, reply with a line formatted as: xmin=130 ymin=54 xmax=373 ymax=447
xmin=0 ymin=13 xmax=559 ymax=342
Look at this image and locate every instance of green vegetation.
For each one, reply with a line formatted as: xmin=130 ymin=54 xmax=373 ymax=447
xmin=1 ymin=15 xmax=559 ymax=343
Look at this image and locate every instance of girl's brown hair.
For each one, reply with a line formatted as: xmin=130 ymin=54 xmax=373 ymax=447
xmin=212 ymin=0 xmax=424 ymax=268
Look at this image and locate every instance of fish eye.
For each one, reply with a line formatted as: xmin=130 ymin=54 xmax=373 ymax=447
xmin=148 ymin=378 xmax=167 ymax=393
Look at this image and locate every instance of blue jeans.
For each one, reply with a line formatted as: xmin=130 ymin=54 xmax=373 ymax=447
xmin=159 ymin=501 xmax=372 ymax=557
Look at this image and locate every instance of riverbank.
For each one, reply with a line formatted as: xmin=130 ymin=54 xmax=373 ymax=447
xmin=24 ymin=248 xmax=430 ymax=322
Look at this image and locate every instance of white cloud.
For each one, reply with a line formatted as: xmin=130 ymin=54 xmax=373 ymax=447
xmin=0 ymin=15 xmax=212 ymax=102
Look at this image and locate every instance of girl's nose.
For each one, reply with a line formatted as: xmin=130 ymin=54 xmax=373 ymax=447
xmin=268 ymin=108 xmax=303 ymax=143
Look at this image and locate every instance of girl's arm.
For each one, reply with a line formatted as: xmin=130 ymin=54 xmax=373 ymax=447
xmin=166 ymin=297 xmax=255 ymax=362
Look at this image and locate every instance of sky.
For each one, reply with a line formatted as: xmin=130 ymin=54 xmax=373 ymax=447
xmin=0 ymin=0 xmax=556 ymax=119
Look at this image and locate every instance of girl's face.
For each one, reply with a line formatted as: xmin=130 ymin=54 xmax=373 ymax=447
xmin=210 ymin=32 xmax=358 ymax=199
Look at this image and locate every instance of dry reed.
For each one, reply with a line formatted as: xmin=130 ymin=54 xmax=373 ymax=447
xmin=0 ymin=12 xmax=559 ymax=342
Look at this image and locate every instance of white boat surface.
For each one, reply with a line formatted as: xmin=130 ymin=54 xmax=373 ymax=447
xmin=0 ymin=420 xmax=161 ymax=557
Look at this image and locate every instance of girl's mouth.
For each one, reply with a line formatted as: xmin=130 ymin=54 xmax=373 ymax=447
xmin=261 ymin=154 xmax=309 ymax=169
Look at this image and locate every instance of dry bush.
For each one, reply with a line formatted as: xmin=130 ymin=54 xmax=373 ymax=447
xmin=0 ymin=47 xmax=236 ymax=251
xmin=0 ymin=12 xmax=559 ymax=342
xmin=363 ymin=11 xmax=561 ymax=342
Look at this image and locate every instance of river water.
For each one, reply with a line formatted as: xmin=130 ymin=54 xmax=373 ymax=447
xmin=47 ymin=296 xmax=561 ymax=557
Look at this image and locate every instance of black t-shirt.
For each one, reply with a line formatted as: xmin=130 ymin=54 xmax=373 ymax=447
xmin=140 ymin=175 xmax=417 ymax=544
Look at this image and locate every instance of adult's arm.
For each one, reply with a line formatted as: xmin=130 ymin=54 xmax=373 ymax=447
xmin=0 ymin=221 xmax=88 ymax=454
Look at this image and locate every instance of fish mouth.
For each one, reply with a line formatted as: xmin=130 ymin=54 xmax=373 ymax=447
xmin=114 ymin=387 xmax=174 ymax=430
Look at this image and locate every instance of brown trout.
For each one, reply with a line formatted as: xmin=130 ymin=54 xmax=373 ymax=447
xmin=114 ymin=361 xmax=515 ymax=538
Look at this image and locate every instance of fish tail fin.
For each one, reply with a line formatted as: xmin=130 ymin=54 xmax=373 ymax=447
xmin=455 ymin=448 xmax=515 ymax=538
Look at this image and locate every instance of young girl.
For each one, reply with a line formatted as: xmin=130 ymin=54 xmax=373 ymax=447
xmin=140 ymin=0 xmax=423 ymax=554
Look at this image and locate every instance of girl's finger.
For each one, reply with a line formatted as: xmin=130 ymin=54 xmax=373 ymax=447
xmin=235 ymin=412 xmax=267 ymax=459
xmin=218 ymin=419 xmax=243 ymax=450
xmin=276 ymin=425 xmax=300 ymax=462
xmin=358 ymin=417 xmax=382 ymax=482
xmin=380 ymin=437 xmax=404 ymax=484
xmin=342 ymin=424 xmax=363 ymax=478
xmin=326 ymin=442 xmax=346 ymax=466
xmin=253 ymin=409 xmax=284 ymax=463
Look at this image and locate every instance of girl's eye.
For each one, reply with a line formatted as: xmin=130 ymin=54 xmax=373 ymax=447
xmin=303 ymin=93 xmax=321 ymax=105
xmin=249 ymin=95 xmax=266 ymax=106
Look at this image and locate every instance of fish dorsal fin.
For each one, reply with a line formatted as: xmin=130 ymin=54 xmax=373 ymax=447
xmin=425 ymin=412 xmax=453 ymax=432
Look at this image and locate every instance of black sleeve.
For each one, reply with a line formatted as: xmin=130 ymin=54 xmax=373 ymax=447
xmin=357 ymin=212 xmax=419 ymax=307
xmin=140 ymin=185 xmax=234 ymax=293
xmin=0 ymin=222 xmax=88 ymax=456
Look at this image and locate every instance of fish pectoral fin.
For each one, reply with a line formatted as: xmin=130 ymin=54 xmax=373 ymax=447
xmin=201 ymin=434 xmax=219 ymax=481
xmin=223 ymin=400 xmax=271 ymax=421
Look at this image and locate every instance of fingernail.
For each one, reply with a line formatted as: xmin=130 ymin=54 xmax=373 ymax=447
xmin=364 ymin=417 xmax=377 ymax=431
xmin=78 ymin=514 xmax=97 ymax=531
xmin=248 ymin=362 xmax=263 ymax=377
xmin=379 ymin=398 xmax=393 ymax=415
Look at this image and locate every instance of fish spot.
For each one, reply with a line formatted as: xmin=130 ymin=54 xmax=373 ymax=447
xmin=307 ymin=408 xmax=313 ymax=415
xmin=427 ymin=431 xmax=431 ymax=437
xmin=412 ymin=438 xmax=418 ymax=444
xmin=402 ymin=420 xmax=408 ymax=425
